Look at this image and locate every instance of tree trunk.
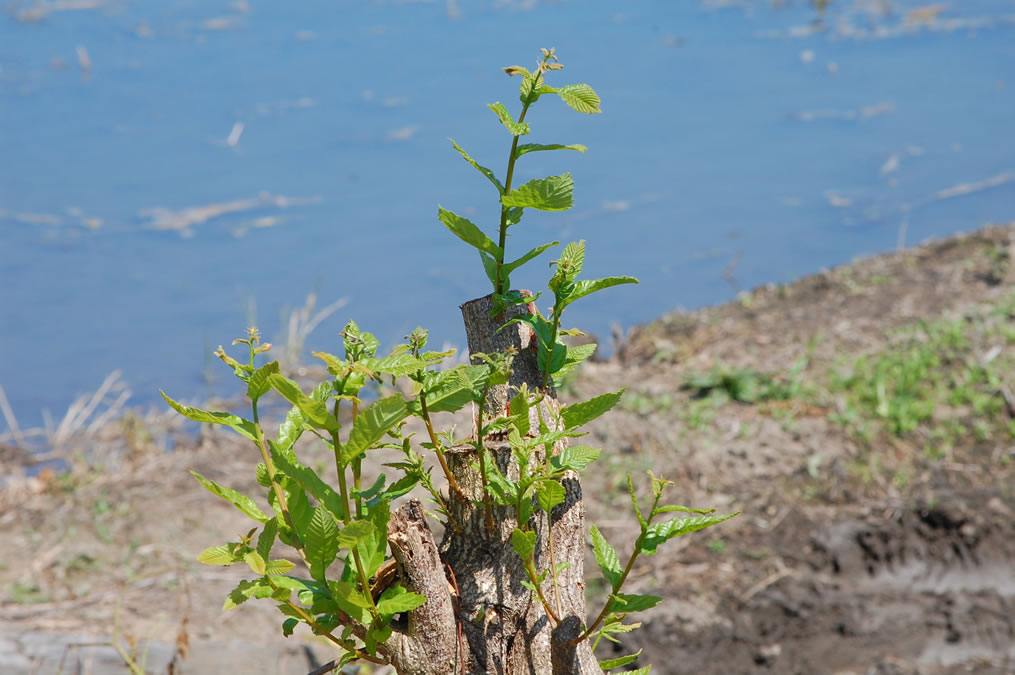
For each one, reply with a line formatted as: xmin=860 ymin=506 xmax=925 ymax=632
xmin=384 ymin=294 xmax=601 ymax=674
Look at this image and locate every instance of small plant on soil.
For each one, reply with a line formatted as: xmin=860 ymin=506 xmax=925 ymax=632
xmin=163 ymin=48 xmax=738 ymax=674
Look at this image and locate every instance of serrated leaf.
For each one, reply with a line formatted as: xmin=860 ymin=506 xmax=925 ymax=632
xmin=247 ymin=361 xmax=280 ymax=400
xmin=560 ymin=276 xmax=639 ymax=310
xmin=305 ymin=505 xmax=340 ymax=581
xmin=267 ymin=373 xmax=339 ymax=432
xmin=161 ymin=392 xmax=257 ymax=442
xmin=377 ymin=586 xmax=427 ymax=615
xmin=269 ymin=444 xmax=346 ymax=521
xmin=450 ymin=138 xmax=504 ymax=194
xmin=343 ymin=395 xmax=408 ymax=464
xmin=487 ymin=101 xmax=530 ymax=136
xmin=276 ymin=404 xmax=307 ymax=453
xmin=255 ymin=462 xmax=272 ymax=488
xmin=599 ymin=650 xmax=642 ymax=671
xmin=550 ymin=445 xmax=601 ymax=472
xmin=553 ymin=343 xmax=597 ymax=382
xmin=590 ymin=524 xmax=622 ymax=588
xmin=515 ymin=143 xmax=587 ymax=158
xmin=223 ymin=578 xmax=273 ymax=610
xmin=365 ymin=352 xmax=441 ymax=378
xmin=257 ymin=518 xmax=277 ymax=562
xmin=511 ymin=528 xmax=537 ymax=559
xmin=337 ymin=519 xmax=375 ymax=549
xmin=537 ymin=481 xmax=566 ymax=513
xmin=198 ymin=545 xmax=239 ymax=566
xmin=508 ymin=388 xmax=531 ymax=437
xmin=418 ymin=365 xmax=489 ymax=414
xmin=519 ymin=71 xmax=543 ymax=101
xmin=503 ymin=241 xmax=558 ymax=279
xmin=555 ymin=83 xmax=601 ymax=114
xmin=191 ymin=471 xmax=268 ymax=523
xmin=554 ymin=240 xmax=586 ymax=286
xmin=265 ymin=559 xmax=296 ymax=575
xmin=244 ymin=550 xmax=267 ymax=575
xmin=501 ymin=174 xmax=573 ymax=211
xmin=641 ymin=512 xmax=740 ymax=554
xmin=610 ymin=592 xmax=661 ymax=613
xmin=438 ymin=207 xmax=503 ymax=258
xmin=561 ymin=389 xmax=625 ymax=429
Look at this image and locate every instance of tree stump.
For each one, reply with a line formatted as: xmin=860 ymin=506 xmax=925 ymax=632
xmin=384 ymin=294 xmax=601 ymax=674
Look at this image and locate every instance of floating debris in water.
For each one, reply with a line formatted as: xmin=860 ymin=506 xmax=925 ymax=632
xmin=139 ymin=192 xmax=321 ymax=236
xmin=792 ymin=101 xmax=894 ymax=122
xmin=387 ymin=125 xmax=420 ymax=141
xmin=226 ymin=121 xmax=244 ymax=147
xmin=935 ymin=171 xmax=1015 ymax=201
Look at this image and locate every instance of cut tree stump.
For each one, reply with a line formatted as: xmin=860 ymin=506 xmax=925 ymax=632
xmin=383 ymin=293 xmax=601 ymax=674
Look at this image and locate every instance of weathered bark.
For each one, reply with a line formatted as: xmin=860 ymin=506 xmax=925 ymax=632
xmin=383 ymin=294 xmax=601 ymax=674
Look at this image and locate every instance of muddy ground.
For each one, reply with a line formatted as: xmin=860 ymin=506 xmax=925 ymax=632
xmin=2 ymin=224 xmax=1014 ymax=674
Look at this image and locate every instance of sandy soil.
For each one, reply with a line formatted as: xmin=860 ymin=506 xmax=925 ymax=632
xmin=2 ymin=223 xmax=1014 ymax=674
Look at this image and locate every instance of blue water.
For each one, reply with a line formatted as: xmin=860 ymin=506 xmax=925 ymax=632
xmin=2 ymin=1 xmax=1014 ymax=430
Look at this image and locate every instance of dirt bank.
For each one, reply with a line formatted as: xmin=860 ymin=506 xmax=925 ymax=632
xmin=2 ymin=223 xmax=1014 ymax=674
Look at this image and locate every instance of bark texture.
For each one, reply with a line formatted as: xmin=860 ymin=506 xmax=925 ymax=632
xmin=383 ymin=294 xmax=601 ymax=674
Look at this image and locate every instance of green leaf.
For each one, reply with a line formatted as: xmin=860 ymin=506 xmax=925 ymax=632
xmin=553 ymin=240 xmax=586 ymax=288
xmin=257 ymin=518 xmax=278 ymax=562
xmin=281 ymin=617 xmax=299 ymax=637
xmin=337 ymin=519 xmax=375 ymax=549
xmin=559 ymin=276 xmax=639 ymax=310
xmin=198 ymin=545 xmax=240 ymax=566
xmin=599 ymin=650 xmax=642 ymax=671
xmin=190 ymin=471 xmax=268 ymax=523
xmin=505 ymin=206 xmax=524 ymax=227
xmin=511 ymin=528 xmax=537 ymax=559
xmin=610 ymin=593 xmax=661 ymax=613
xmin=247 ymin=361 xmax=280 ymax=400
xmin=621 ymin=668 xmax=651 ymax=675
xmin=641 ymin=512 xmax=740 ymax=554
xmin=418 ymin=365 xmax=490 ymax=414
xmin=550 ymin=445 xmax=601 ymax=472
xmin=366 ymin=353 xmax=443 ymax=378
xmin=503 ymin=242 xmax=559 ymax=279
xmin=653 ymin=504 xmax=717 ymax=516
xmin=501 ymin=174 xmax=574 ymax=212
xmin=244 ymin=550 xmax=267 ymax=575
xmin=276 ymin=405 xmax=307 ymax=453
xmin=377 ymin=585 xmax=427 ymax=616
xmin=515 ymin=143 xmax=587 ymax=158
xmin=161 ymin=392 xmax=257 ymax=442
xmin=267 ymin=373 xmax=339 ymax=432
xmin=438 ymin=207 xmax=503 ymax=258
xmin=538 ymin=340 xmax=568 ymax=377
xmin=269 ymin=444 xmax=347 ymax=522
xmin=450 ymin=138 xmax=504 ymax=194
xmin=561 ymin=389 xmax=626 ymax=429
xmin=508 ymin=387 xmax=531 ymax=437
xmin=519 ymin=71 xmax=543 ymax=102
xmin=305 ymin=505 xmax=340 ymax=581
xmin=255 ymin=462 xmax=272 ymax=488
xmin=480 ymin=251 xmax=500 ymax=288
xmin=223 ymin=578 xmax=273 ymax=610
xmin=590 ymin=524 xmax=622 ymax=588
xmin=487 ymin=101 xmax=530 ymax=136
xmin=537 ymin=481 xmax=566 ymax=513
xmin=555 ymin=83 xmax=601 ymax=114
xmin=554 ymin=343 xmax=597 ymax=382
xmin=357 ymin=501 xmax=389 ymax=577
xmin=265 ymin=559 xmax=295 ymax=575
xmin=343 ymin=395 xmax=408 ymax=464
